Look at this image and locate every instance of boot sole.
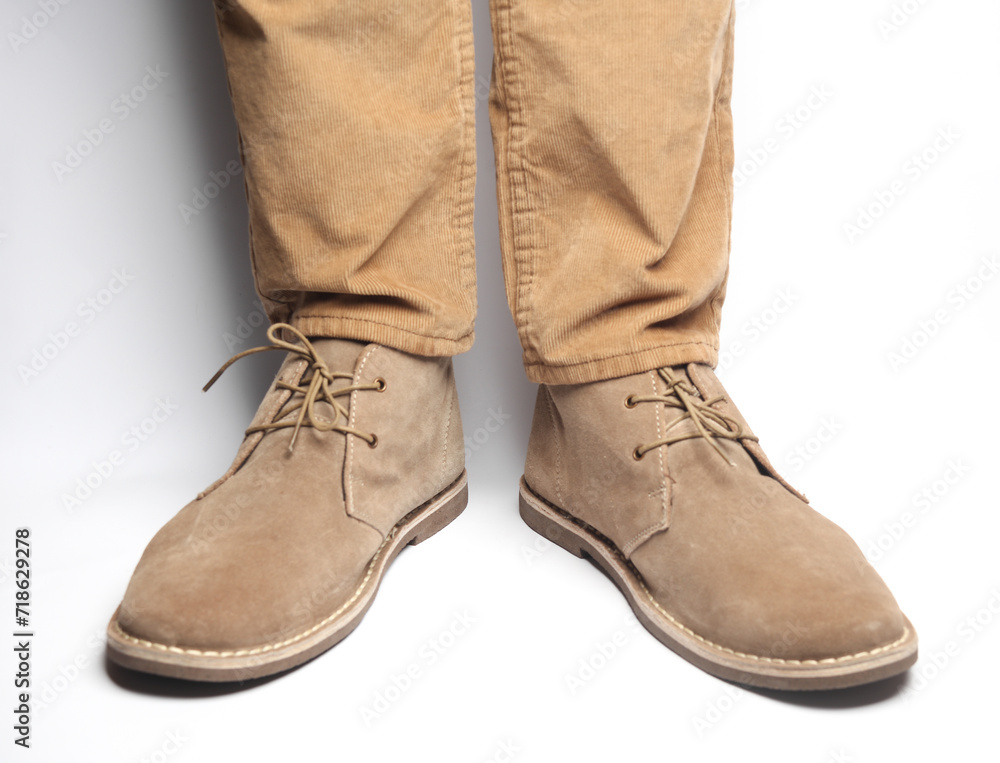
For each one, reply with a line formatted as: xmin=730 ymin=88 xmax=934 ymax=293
xmin=518 ymin=477 xmax=918 ymax=691
xmin=106 ymin=471 xmax=469 ymax=682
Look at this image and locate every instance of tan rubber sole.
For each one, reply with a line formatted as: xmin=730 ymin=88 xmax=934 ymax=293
xmin=519 ymin=477 xmax=918 ymax=691
xmin=106 ymin=472 xmax=469 ymax=682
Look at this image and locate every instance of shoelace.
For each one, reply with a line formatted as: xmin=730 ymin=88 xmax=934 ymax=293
xmin=203 ymin=323 xmax=385 ymax=453
xmin=626 ymin=367 xmax=754 ymax=467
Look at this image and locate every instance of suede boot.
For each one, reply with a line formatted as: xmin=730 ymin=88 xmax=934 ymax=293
xmin=107 ymin=324 xmax=467 ymax=681
xmin=519 ymin=363 xmax=917 ymax=690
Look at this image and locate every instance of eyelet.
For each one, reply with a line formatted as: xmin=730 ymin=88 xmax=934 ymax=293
xmin=374 ymin=377 xmax=387 ymax=392
xmin=624 ymin=395 xmax=638 ymax=409
xmin=368 ymin=434 xmax=379 ymax=449
xmin=632 ymin=447 xmax=644 ymax=461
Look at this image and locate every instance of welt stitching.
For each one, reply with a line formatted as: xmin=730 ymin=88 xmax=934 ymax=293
xmin=113 ymin=531 xmax=391 ymax=658
xmin=531 ymin=489 xmax=911 ymax=666
xmin=113 ymin=476 xmax=466 ymax=658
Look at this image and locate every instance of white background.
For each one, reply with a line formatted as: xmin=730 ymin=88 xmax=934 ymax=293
xmin=2 ymin=0 xmax=998 ymax=760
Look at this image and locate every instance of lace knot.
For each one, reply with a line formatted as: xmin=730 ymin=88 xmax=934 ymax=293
xmin=203 ymin=323 xmax=384 ymax=453
xmin=628 ymin=367 xmax=753 ymax=467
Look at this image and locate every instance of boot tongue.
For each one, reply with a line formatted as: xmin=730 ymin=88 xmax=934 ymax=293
xmin=310 ymin=338 xmax=371 ymax=382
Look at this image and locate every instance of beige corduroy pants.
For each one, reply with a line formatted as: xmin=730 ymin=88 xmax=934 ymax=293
xmin=214 ymin=0 xmax=735 ymax=384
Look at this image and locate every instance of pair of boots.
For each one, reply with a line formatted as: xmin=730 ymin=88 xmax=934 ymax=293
xmin=107 ymin=325 xmax=916 ymax=690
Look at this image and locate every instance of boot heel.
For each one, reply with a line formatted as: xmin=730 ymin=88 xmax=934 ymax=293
xmin=408 ymin=477 xmax=468 ymax=546
xmin=518 ymin=483 xmax=587 ymax=558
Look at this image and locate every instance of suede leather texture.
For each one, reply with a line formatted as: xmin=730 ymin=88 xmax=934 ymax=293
xmin=524 ymin=364 xmax=909 ymax=662
xmin=117 ymin=339 xmax=463 ymax=651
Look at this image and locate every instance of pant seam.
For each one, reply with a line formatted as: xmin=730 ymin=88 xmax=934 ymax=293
xmin=452 ymin=0 xmax=477 ymax=305
xmin=708 ymin=2 xmax=736 ymax=336
xmin=215 ymin=13 xmax=285 ymax=325
xmin=499 ymin=0 xmax=538 ymax=366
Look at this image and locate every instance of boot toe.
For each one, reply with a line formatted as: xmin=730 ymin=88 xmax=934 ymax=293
xmin=115 ymin=489 xmax=380 ymax=653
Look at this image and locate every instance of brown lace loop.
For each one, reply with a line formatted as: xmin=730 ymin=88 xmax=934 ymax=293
xmin=627 ymin=367 xmax=754 ymax=467
xmin=203 ymin=323 xmax=382 ymax=453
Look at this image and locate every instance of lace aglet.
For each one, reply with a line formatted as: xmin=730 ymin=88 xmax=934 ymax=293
xmin=708 ymin=437 xmax=736 ymax=468
xmin=202 ymin=370 xmax=223 ymax=393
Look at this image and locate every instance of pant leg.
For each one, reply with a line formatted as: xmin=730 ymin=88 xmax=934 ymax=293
xmin=215 ymin=0 xmax=477 ymax=356
xmin=488 ymin=0 xmax=735 ymax=384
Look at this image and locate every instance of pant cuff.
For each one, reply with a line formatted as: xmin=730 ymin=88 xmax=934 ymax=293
xmin=525 ymin=341 xmax=718 ymax=385
xmin=290 ymin=315 xmax=473 ymax=358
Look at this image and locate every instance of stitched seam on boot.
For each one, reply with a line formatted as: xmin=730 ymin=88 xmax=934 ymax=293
xmin=542 ymin=388 xmax=564 ymax=506
xmin=345 ymin=346 xmax=381 ymax=523
xmin=441 ymin=381 xmax=454 ymax=488
xmin=623 ymin=372 xmax=671 ymax=556
xmin=532 ymin=489 xmax=912 ymax=666
xmin=112 ymin=475 xmax=466 ymax=658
